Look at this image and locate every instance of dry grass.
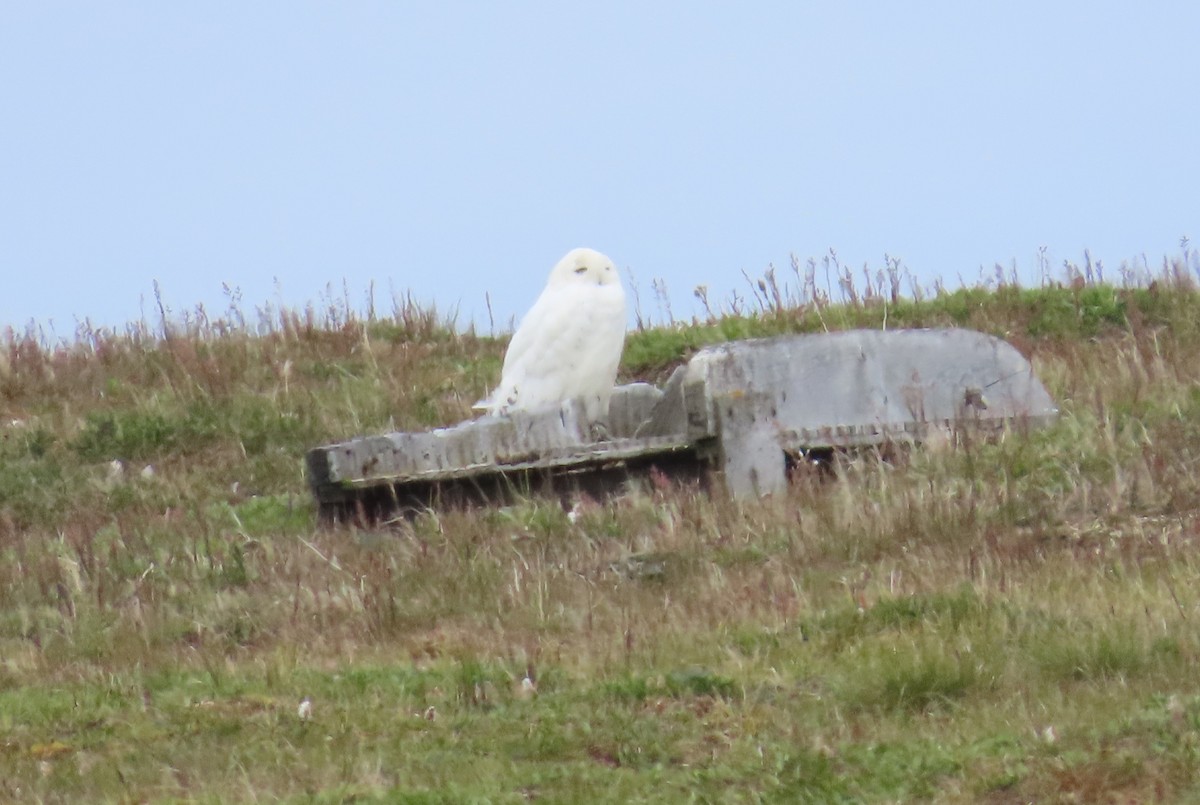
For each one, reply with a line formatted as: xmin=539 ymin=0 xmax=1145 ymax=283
xmin=2 ymin=252 xmax=1200 ymax=802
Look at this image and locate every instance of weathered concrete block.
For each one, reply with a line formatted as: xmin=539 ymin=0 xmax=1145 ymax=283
xmin=306 ymin=328 xmax=1058 ymax=517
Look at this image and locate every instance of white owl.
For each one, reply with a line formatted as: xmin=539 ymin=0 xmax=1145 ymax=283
xmin=475 ymin=247 xmax=627 ymax=425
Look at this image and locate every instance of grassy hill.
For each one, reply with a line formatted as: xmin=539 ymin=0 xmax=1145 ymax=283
xmin=3 ymin=260 xmax=1200 ymax=802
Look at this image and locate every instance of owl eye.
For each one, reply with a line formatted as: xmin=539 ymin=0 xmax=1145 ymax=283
xmin=574 ymin=266 xmax=588 ymax=274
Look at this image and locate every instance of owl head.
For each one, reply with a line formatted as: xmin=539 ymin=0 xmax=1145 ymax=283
xmin=547 ymin=248 xmax=620 ymax=288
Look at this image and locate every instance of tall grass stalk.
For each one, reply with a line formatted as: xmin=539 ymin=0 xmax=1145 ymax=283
xmin=1 ymin=250 xmax=1200 ymax=801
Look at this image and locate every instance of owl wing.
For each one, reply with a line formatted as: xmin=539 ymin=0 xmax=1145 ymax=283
xmin=496 ymin=284 xmax=567 ymax=380
xmin=474 ymin=285 xmax=575 ymax=412
xmin=476 ymin=284 xmax=622 ymax=413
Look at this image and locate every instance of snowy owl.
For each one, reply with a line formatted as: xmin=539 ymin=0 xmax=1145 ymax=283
xmin=474 ymin=247 xmax=627 ymax=425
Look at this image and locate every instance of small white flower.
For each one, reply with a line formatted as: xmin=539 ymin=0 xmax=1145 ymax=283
xmin=140 ymin=464 xmax=155 ymax=479
xmin=1167 ymin=694 xmax=1186 ymax=726
xmin=297 ymin=698 xmax=313 ymax=721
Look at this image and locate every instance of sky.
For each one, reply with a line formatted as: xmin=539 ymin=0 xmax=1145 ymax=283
xmin=2 ymin=2 xmax=1197 ymax=338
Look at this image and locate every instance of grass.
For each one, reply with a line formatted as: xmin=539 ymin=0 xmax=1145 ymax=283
xmin=2 ymin=249 xmax=1200 ymax=801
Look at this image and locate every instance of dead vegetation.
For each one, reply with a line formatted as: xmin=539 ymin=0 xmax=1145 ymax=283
xmin=2 ymin=250 xmax=1200 ymax=801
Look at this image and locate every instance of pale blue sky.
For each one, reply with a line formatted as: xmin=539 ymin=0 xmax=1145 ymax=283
xmin=2 ymin=3 xmax=1196 ymax=336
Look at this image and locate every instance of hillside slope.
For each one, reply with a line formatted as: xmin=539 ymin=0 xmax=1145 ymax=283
xmin=2 ymin=264 xmax=1200 ymax=801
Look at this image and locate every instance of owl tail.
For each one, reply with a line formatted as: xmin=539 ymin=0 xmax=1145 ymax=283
xmin=473 ymin=384 xmax=516 ymax=415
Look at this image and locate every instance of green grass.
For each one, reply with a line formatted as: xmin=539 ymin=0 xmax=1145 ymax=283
xmin=2 ymin=254 xmax=1200 ymax=801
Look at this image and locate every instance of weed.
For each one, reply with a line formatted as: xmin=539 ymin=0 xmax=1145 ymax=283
xmin=1 ymin=252 xmax=1199 ymax=800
